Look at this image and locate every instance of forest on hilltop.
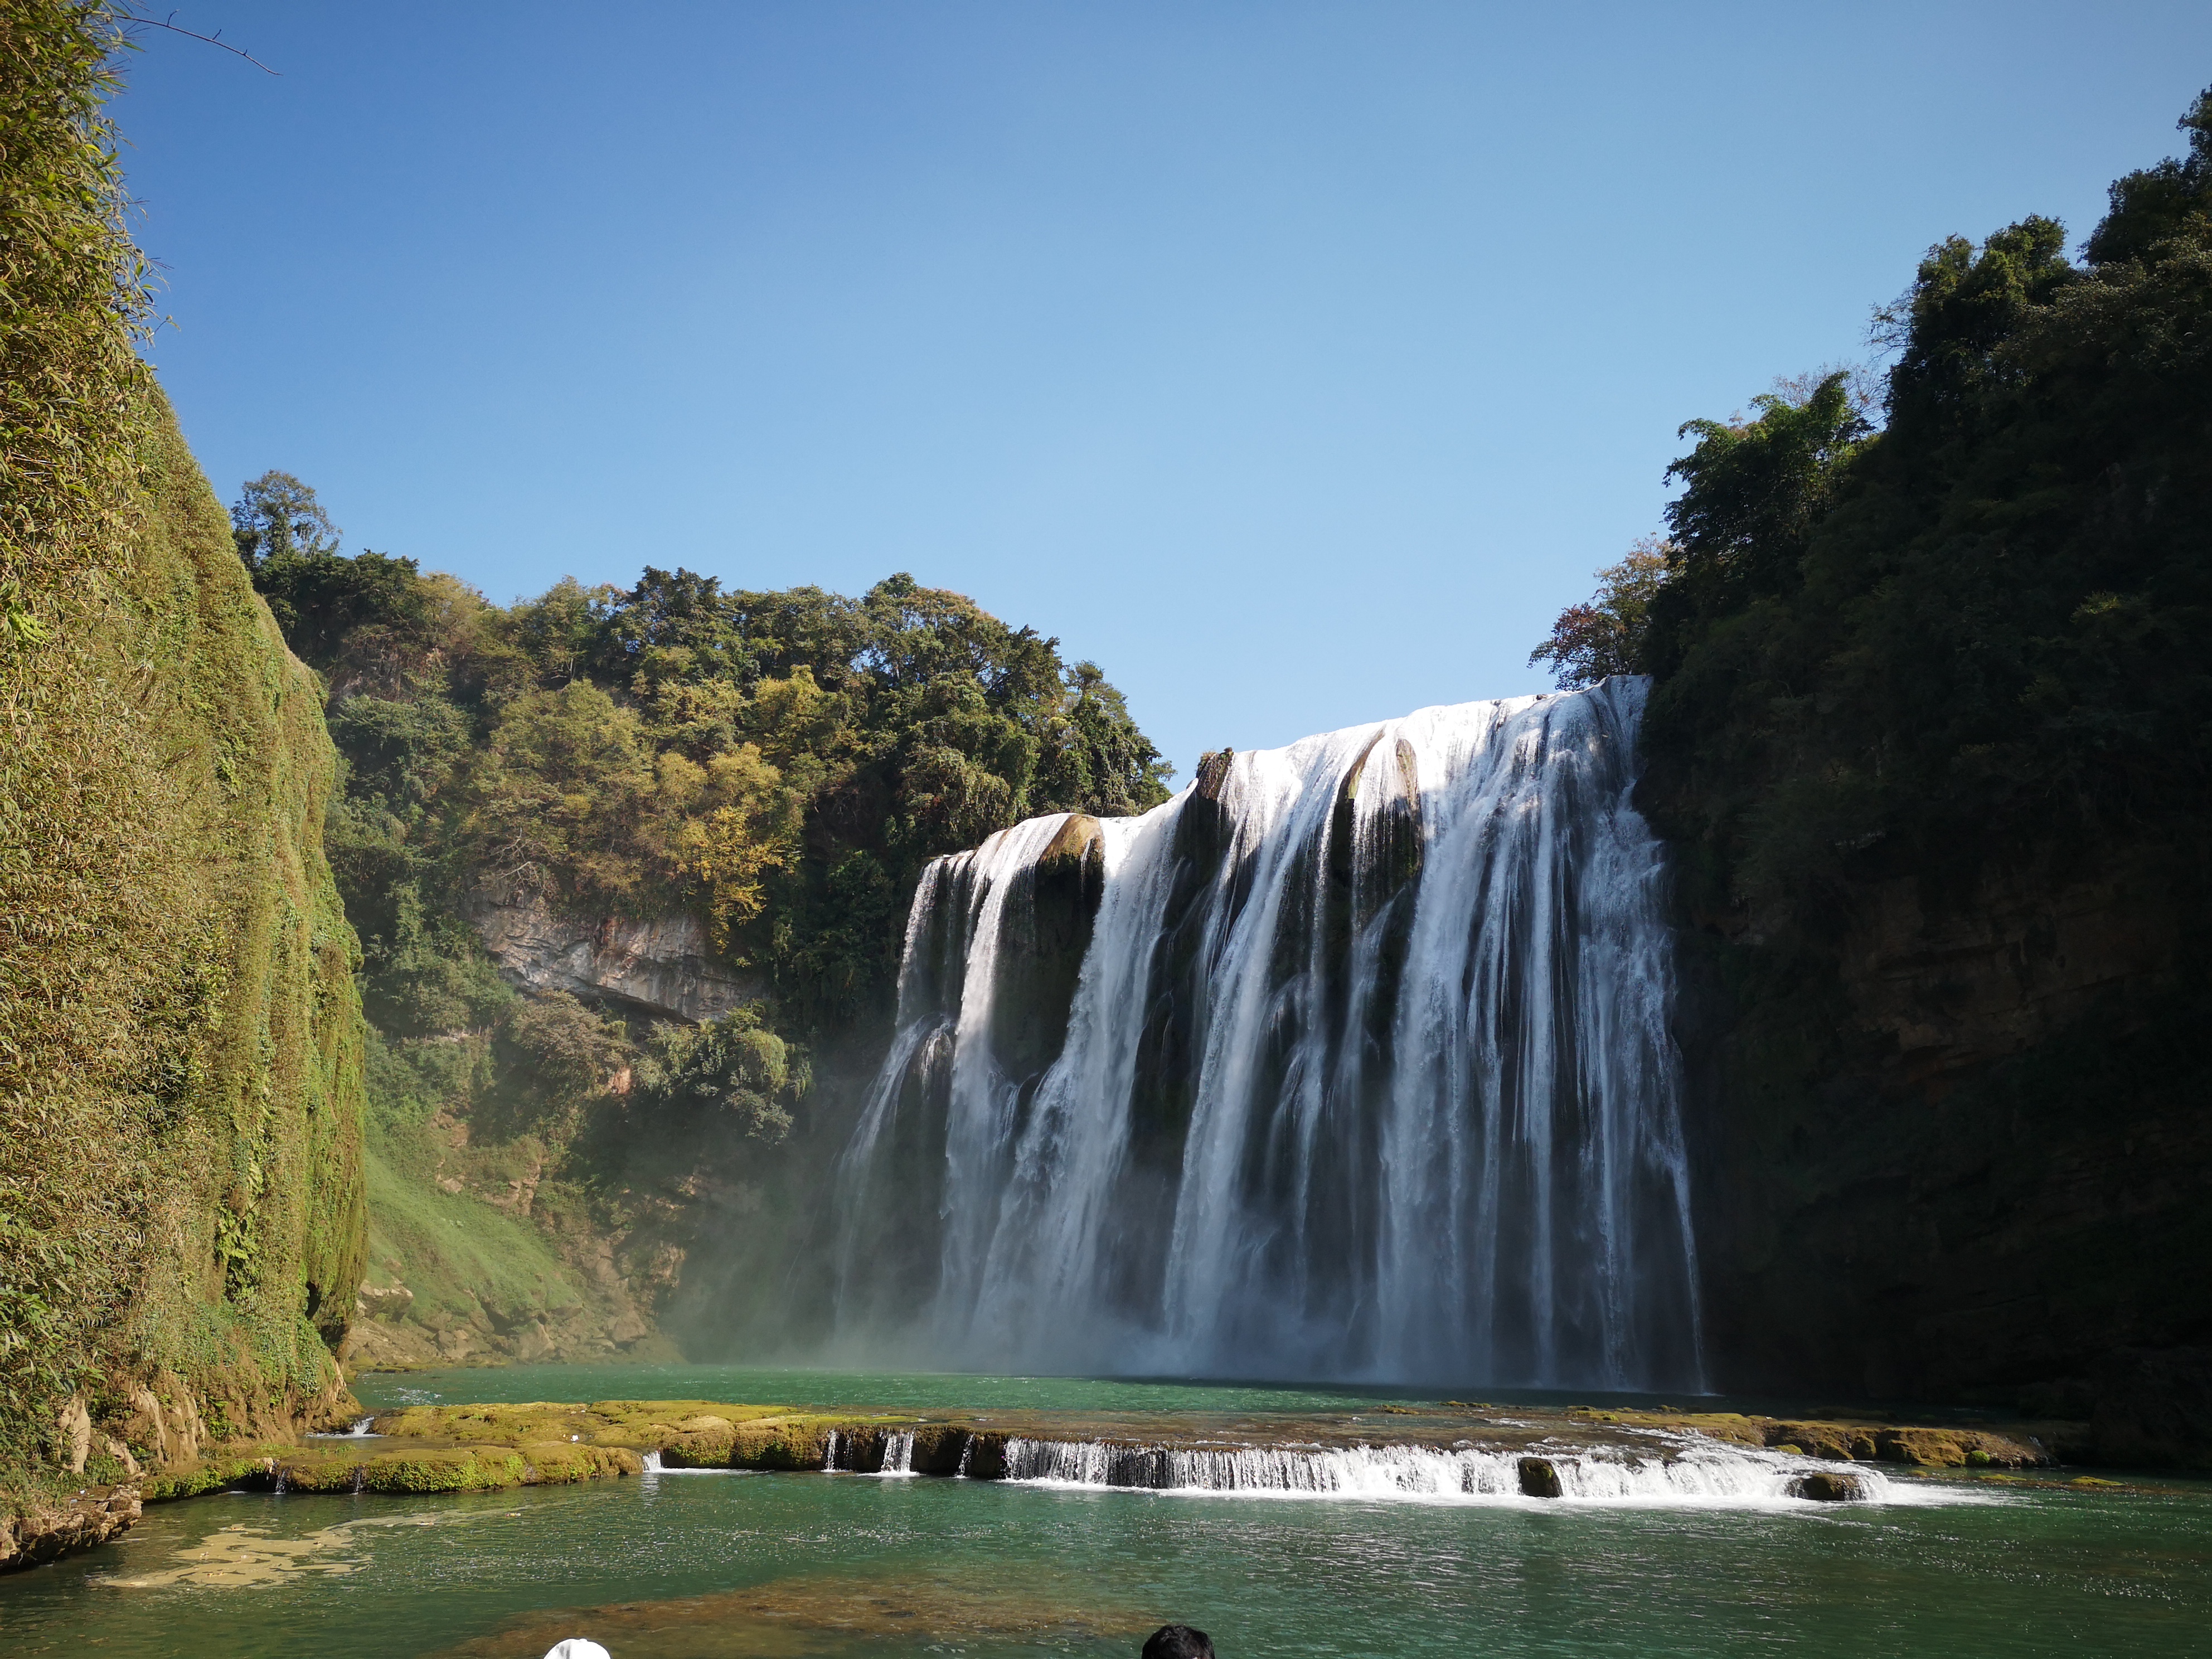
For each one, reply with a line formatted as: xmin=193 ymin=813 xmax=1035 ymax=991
xmin=1535 ymin=89 xmax=2212 ymax=1415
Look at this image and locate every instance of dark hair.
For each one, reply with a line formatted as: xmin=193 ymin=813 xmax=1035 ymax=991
xmin=1142 ymin=1625 xmax=1215 ymax=1659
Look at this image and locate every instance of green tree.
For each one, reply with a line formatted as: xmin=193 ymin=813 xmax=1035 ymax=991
xmin=1528 ymin=537 xmax=1673 ymax=689
xmin=2083 ymin=85 xmax=2212 ymax=266
xmin=633 ymin=1006 xmax=804 ymax=1143
xmin=231 ymin=469 xmax=339 ymax=569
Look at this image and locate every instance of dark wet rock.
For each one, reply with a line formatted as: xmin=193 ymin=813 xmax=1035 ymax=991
xmin=990 ymin=814 xmax=1106 ymax=1086
xmin=908 ymin=1426 xmax=971 ymax=1476
xmin=1175 ymin=749 xmax=1238 ymax=870
xmin=1326 ymin=734 xmax=1422 ymax=930
xmin=960 ymin=1433 xmax=1009 ymax=1481
xmin=1786 ymin=1471 xmax=1867 ymax=1502
xmin=1516 ymin=1457 xmax=1562 ymax=1498
xmin=2089 ymin=1346 xmax=2212 ymax=1470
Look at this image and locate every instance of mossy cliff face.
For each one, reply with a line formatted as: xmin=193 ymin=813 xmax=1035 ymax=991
xmin=0 ymin=393 xmax=368 ymax=1511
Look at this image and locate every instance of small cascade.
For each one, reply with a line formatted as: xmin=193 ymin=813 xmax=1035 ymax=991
xmin=271 ymin=1468 xmax=288 ymax=1496
xmin=995 ymin=1434 xmax=1908 ymax=1506
xmin=830 ymin=680 xmax=1702 ymax=1389
xmin=308 ymin=1417 xmax=380 ymax=1439
xmin=642 ymin=1448 xmax=745 ymax=1476
xmin=350 ymin=1464 xmax=366 ymax=1495
xmin=824 ymin=1427 xmax=921 ymax=1476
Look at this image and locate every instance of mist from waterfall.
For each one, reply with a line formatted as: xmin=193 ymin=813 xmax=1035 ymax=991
xmin=828 ymin=678 xmax=1702 ymax=1390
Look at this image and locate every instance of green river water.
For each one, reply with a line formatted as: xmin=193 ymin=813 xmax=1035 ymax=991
xmin=4 ymin=1367 xmax=2206 ymax=1658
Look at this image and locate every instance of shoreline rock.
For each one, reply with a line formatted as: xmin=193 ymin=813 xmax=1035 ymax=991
xmin=1 ymin=1485 xmax=142 ymax=1574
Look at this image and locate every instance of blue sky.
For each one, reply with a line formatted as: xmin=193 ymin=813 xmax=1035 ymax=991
xmin=120 ymin=2 xmax=2212 ymax=779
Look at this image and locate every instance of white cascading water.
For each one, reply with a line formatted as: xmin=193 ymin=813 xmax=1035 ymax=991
xmin=830 ymin=679 xmax=1702 ymax=1389
xmin=822 ymin=1429 xmax=919 ymax=1476
xmin=993 ymin=1434 xmax=1949 ymax=1507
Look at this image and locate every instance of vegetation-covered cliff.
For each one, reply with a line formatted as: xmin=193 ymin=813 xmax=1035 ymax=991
xmin=1541 ymin=91 xmax=2212 ymax=1451
xmin=1 ymin=2 xmax=367 ymax=1537
xmin=229 ymin=507 xmax=1173 ymax=1365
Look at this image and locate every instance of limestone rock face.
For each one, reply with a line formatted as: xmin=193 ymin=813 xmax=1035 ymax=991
xmin=2089 ymin=1348 xmax=2212 ymax=1471
xmin=355 ymin=1283 xmax=415 ymax=1321
xmin=468 ymin=879 xmax=758 ymax=1021
xmin=56 ymin=1396 xmax=91 ymax=1476
xmin=1833 ymin=856 xmax=2181 ymax=1089
xmin=117 ymin=1377 xmax=207 ymax=1469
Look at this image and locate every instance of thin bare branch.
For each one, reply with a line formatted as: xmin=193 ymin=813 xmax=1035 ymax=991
xmin=118 ymin=7 xmax=280 ymax=75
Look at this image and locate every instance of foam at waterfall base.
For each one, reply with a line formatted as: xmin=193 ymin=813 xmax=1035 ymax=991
xmin=996 ymin=1433 xmax=1993 ymax=1509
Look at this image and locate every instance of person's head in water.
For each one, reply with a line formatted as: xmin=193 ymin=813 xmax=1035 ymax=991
xmin=1142 ymin=1625 xmax=1214 ymax=1659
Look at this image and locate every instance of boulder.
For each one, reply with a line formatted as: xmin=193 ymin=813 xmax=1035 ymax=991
xmin=356 ymin=1283 xmax=415 ymax=1321
xmin=1787 ymin=1471 xmax=1867 ymax=1502
xmin=1517 ymin=1456 xmax=1563 ymax=1498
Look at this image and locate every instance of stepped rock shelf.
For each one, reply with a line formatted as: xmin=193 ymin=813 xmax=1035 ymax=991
xmin=127 ymin=1399 xmax=2060 ymax=1509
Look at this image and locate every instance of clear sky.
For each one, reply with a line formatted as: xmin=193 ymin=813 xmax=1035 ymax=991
xmin=118 ymin=2 xmax=2212 ymax=780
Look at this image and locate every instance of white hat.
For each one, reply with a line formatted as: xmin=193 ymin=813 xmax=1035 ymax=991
xmin=542 ymin=1642 xmax=612 ymax=1659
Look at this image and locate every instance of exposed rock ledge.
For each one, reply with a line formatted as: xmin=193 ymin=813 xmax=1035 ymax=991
xmin=468 ymin=880 xmax=757 ymax=1022
xmin=1 ymin=1486 xmax=142 ymax=1573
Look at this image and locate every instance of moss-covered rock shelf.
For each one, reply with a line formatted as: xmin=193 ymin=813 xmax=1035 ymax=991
xmin=125 ymin=1397 xmax=2067 ymax=1503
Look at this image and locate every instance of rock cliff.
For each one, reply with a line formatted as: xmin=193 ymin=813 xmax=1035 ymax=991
xmin=468 ymin=877 xmax=759 ymax=1022
xmin=1676 ymin=836 xmax=2211 ymax=1462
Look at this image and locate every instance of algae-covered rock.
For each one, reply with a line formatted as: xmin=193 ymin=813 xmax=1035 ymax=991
xmin=1787 ymin=1471 xmax=1867 ymax=1502
xmin=1517 ymin=1457 xmax=1563 ymax=1498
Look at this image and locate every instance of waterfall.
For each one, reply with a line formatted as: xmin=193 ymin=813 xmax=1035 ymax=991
xmin=830 ymin=680 xmax=1701 ymax=1390
xmin=994 ymin=1435 xmax=1915 ymax=1506
xmin=822 ymin=1426 xmax=920 ymax=1476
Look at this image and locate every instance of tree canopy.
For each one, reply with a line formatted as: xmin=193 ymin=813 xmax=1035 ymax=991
xmin=1536 ymin=85 xmax=2212 ymax=926
xmin=239 ymin=517 xmax=1175 ymax=1046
